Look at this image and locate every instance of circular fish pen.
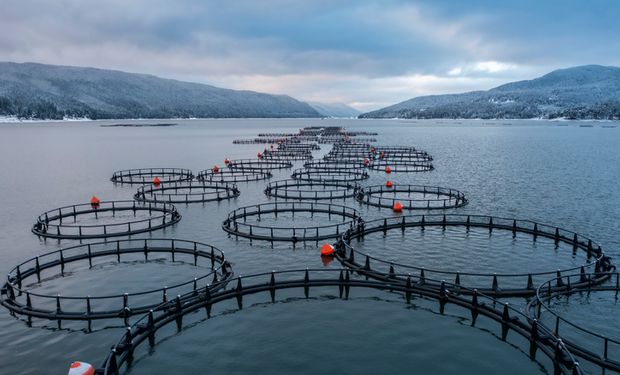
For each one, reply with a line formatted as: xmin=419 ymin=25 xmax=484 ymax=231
xmin=222 ymin=202 xmax=362 ymax=242
xmin=369 ymin=160 xmax=434 ymax=172
xmin=95 ymin=268 xmax=583 ymax=375
xmin=134 ymin=181 xmax=240 ymax=204
xmin=32 ymin=201 xmax=181 ymax=239
xmin=261 ymin=149 xmax=313 ymax=160
xmin=227 ymin=159 xmax=293 ymax=171
xmin=110 ymin=168 xmax=193 ymax=184
xmin=196 ymin=169 xmax=272 ymax=183
xmin=264 ymin=180 xmax=359 ymax=201
xmin=324 ymin=150 xmax=372 ymax=160
xmin=374 ymin=146 xmax=423 ymax=153
xmin=356 ymin=184 xmax=468 ymax=210
xmin=291 ymin=168 xmax=369 ymax=182
xmin=278 ymin=143 xmax=320 ymax=151
xmin=303 ymin=160 xmax=367 ymax=170
xmin=0 ymin=239 xmax=233 ymax=321
xmin=527 ymin=272 xmax=620 ymax=371
xmin=377 ymin=152 xmax=434 ymax=162
xmin=335 ymin=214 xmax=613 ymax=297
xmin=322 ymin=154 xmax=372 ymax=163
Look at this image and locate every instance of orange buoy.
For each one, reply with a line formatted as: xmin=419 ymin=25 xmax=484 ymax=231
xmin=153 ymin=177 xmax=161 ymax=185
xmin=320 ymin=243 xmax=335 ymax=256
xmin=90 ymin=196 xmax=100 ymax=207
xmin=364 ymin=158 xmax=370 ymax=166
xmin=386 ymin=180 xmax=393 ymax=188
xmin=68 ymin=361 xmax=95 ymax=375
xmin=213 ymin=165 xmax=220 ymax=173
xmin=224 ymin=158 xmax=230 ymax=165
xmin=385 ymin=166 xmax=392 ymax=174
xmin=393 ymin=201 xmax=403 ymax=212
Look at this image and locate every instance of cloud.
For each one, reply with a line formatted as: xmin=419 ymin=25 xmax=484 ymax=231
xmin=0 ymin=0 xmax=619 ymax=111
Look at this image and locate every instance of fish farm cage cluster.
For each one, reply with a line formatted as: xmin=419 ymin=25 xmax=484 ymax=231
xmin=1 ymin=125 xmax=617 ymax=375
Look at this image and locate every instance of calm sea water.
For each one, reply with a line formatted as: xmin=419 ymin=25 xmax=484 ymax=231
xmin=0 ymin=118 xmax=619 ymax=374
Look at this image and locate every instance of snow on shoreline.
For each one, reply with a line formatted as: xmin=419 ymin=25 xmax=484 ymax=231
xmin=1 ymin=115 xmax=618 ymax=124
xmin=0 ymin=115 xmax=92 ymax=123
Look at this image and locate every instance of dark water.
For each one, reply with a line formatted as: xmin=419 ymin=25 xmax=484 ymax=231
xmin=0 ymin=118 xmax=619 ymax=374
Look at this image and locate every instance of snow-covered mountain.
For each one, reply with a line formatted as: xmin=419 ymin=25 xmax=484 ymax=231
xmin=360 ymin=65 xmax=620 ymax=120
xmin=0 ymin=62 xmax=321 ymax=120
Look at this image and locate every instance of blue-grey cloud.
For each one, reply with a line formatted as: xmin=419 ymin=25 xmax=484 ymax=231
xmin=0 ymin=0 xmax=619 ymax=111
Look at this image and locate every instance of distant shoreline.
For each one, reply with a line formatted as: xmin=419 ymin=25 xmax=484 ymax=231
xmin=1 ymin=116 xmax=619 ymax=124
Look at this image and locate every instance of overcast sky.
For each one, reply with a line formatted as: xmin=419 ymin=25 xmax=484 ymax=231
xmin=1 ymin=0 xmax=619 ymax=111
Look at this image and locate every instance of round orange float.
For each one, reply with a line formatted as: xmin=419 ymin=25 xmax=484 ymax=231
xmin=320 ymin=243 xmax=335 ymax=256
xmin=68 ymin=361 xmax=95 ymax=375
xmin=392 ymin=201 xmax=403 ymax=212
xmin=89 ymin=196 xmax=100 ymax=207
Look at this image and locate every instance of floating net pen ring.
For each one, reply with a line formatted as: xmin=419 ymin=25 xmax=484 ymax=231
xmin=335 ymin=214 xmax=613 ymax=297
xmin=32 ymin=201 xmax=181 ymax=239
xmin=134 ymin=181 xmax=240 ymax=204
xmin=264 ymin=180 xmax=360 ymax=200
xmin=291 ymin=168 xmax=369 ymax=182
xmin=376 ymin=153 xmax=434 ymax=162
xmin=110 ymin=168 xmax=193 ymax=184
xmin=324 ymin=151 xmax=372 ymax=159
xmin=261 ymin=150 xmax=313 ymax=160
xmin=303 ymin=160 xmax=367 ymax=170
xmin=0 ymin=239 xmax=233 ymax=320
xmin=196 ymin=169 xmax=272 ymax=183
xmin=278 ymin=143 xmax=321 ymax=151
xmin=369 ymin=160 xmax=434 ymax=172
xmin=526 ymin=272 xmax=619 ymax=371
xmin=356 ymin=185 xmax=468 ymax=210
xmin=227 ymin=159 xmax=293 ymax=171
xmin=374 ymin=145 xmax=424 ymax=153
xmin=222 ymin=202 xmax=362 ymax=242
